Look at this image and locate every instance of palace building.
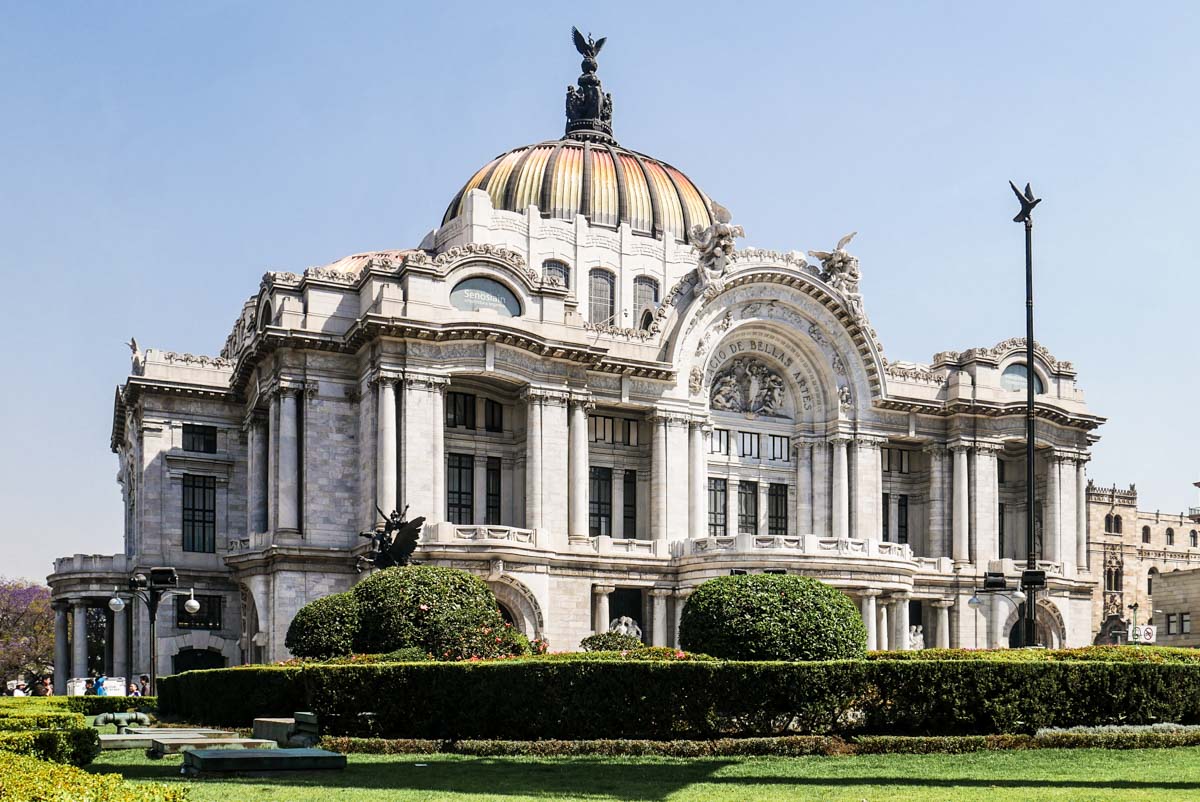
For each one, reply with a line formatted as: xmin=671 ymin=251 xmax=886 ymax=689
xmin=49 ymin=33 xmax=1109 ymax=685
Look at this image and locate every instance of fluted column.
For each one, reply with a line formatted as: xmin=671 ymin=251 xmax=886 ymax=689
xmin=650 ymin=589 xmax=670 ymax=646
xmin=568 ymin=398 xmax=591 ymax=541
xmin=688 ymin=422 xmax=707 ymax=539
xmin=611 ymin=469 xmax=626 ymax=539
xmin=852 ymin=437 xmax=883 ymax=540
xmin=812 ymin=441 xmax=830 ymax=535
xmin=1045 ymin=453 xmax=1061 ymax=562
xmin=925 ymin=445 xmax=948 ymax=557
xmin=932 ymin=600 xmax=953 ymax=649
xmin=972 ymin=443 xmax=1001 ymax=564
xmin=525 ymin=393 xmax=543 ymax=530
xmin=951 ymin=443 xmax=970 ymax=563
xmin=71 ymin=601 xmax=88 ymax=679
xmin=892 ymin=595 xmax=911 ymax=651
xmin=1076 ymin=456 xmax=1089 ymax=572
xmin=876 ymin=602 xmax=889 ymax=651
xmin=112 ymin=603 xmax=127 ymax=682
xmin=651 ymin=416 xmax=668 ymax=540
xmin=376 ymin=377 xmax=398 ymax=515
xmin=795 ymin=440 xmax=813 ymax=534
xmin=430 ymin=383 xmax=446 ymax=520
xmin=54 ymin=605 xmax=68 ymax=693
xmin=246 ymin=413 xmax=268 ymax=533
xmin=831 ymin=436 xmax=850 ymax=539
xmin=887 ymin=493 xmax=900 ymax=543
xmin=860 ymin=590 xmax=879 ymax=651
xmin=277 ymin=388 xmax=300 ymax=533
xmin=593 ymin=585 xmax=615 ymax=635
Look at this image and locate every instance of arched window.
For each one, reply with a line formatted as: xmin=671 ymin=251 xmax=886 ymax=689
xmin=1191 ymin=530 xmax=1198 ymax=548
xmin=639 ymin=309 xmax=654 ymax=331
xmin=633 ymin=276 xmax=659 ymax=309
xmin=1114 ymin=515 xmax=1123 ymax=534
xmin=543 ymin=259 xmax=570 ymax=289
xmin=1167 ymin=527 xmax=1175 ymax=546
xmin=1000 ymin=363 xmax=1045 ymax=394
xmin=1148 ymin=568 xmax=1157 ymax=596
xmin=259 ymin=301 xmax=273 ymax=332
xmin=1104 ymin=513 xmax=1114 ymax=533
xmin=1142 ymin=526 xmax=1151 ymax=544
xmin=588 ymin=269 xmax=615 ymax=326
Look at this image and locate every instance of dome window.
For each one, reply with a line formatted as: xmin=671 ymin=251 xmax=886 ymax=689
xmin=543 ymin=260 xmax=570 ymax=289
xmin=1000 ymin=363 xmax=1045 ymax=394
xmin=450 ymin=277 xmax=521 ymax=317
xmin=588 ymin=269 xmax=615 ymax=326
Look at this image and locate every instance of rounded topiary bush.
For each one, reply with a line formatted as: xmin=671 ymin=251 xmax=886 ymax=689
xmin=285 ymin=591 xmax=360 ymax=659
xmin=679 ymin=574 xmax=867 ymax=661
xmin=580 ymin=631 xmax=644 ymax=652
xmin=351 ymin=565 xmax=509 ymax=659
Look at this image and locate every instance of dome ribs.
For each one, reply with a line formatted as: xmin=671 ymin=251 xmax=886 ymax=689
xmin=539 ymin=140 xmax=566 ymax=219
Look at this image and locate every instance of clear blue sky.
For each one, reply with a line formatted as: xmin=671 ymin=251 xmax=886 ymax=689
xmin=2 ymin=2 xmax=1197 ymax=582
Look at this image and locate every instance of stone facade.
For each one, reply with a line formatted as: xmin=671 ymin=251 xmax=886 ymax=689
xmin=1149 ymin=565 xmax=1200 ymax=647
xmin=48 ymin=45 xmax=1117 ymax=685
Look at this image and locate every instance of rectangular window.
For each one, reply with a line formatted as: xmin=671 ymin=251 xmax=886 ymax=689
xmin=768 ymin=484 xmax=788 ymax=535
xmin=998 ymin=459 xmax=1007 ymax=485
xmin=176 ymin=594 xmax=222 ymax=630
xmin=485 ymin=457 xmax=501 ymax=525
xmin=999 ymin=503 xmax=1006 ymax=556
xmin=738 ymin=482 xmax=758 ymax=534
xmin=589 ymin=467 xmax=613 ymax=537
xmin=1168 ymin=614 xmax=1178 ymax=635
xmin=182 ymin=424 xmax=217 ymax=454
xmin=621 ymin=419 xmax=639 ymax=446
xmin=897 ymin=494 xmax=909 ymax=545
xmin=588 ymin=416 xmax=638 ymax=445
xmin=484 ymin=399 xmax=503 ymax=433
xmin=883 ymin=448 xmax=910 ymax=474
xmin=622 ymin=470 xmax=637 ymax=538
xmin=445 ymin=392 xmax=476 ymax=430
xmin=708 ymin=478 xmax=727 ymax=536
xmin=710 ymin=429 xmax=730 ymax=455
xmin=882 ymin=493 xmax=890 ymax=541
xmin=446 ymin=453 xmax=474 ymax=524
xmin=768 ymin=435 xmax=789 ymax=461
xmin=738 ymin=432 xmax=759 ymax=459
xmin=1183 ymin=613 xmax=1192 ymax=635
xmin=182 ymin=474 xmax=216 ymax=553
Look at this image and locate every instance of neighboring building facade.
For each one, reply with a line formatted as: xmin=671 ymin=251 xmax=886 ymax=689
xmin=1089 ymin=482 xmax=1200 ymax=644
xmin=49 ymin=35 xmax=1108 ymax=687
xmin=1147 ymin=566 xmax=1200 ymax=647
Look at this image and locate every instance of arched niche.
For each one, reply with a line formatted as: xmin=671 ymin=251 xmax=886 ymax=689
xmin=488 ymin=576 xmax=544 ymax=639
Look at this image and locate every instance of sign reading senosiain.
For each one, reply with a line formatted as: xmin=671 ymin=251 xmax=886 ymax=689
xmin=450 ymin=277 xmax=522 ymax=317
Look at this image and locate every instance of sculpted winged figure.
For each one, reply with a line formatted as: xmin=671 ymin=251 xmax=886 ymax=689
xmin=572 ymin=27 xmax=606 ymax=59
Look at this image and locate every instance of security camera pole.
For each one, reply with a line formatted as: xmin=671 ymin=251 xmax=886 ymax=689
xmin=1010 ymin=181 xmax=1044 ymax=647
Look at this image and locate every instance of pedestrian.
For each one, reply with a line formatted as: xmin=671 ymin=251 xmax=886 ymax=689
xmin=31 ymin=679 xmax=49 ymax=697
xmin=139 ymin=675 xmax=149 ymax=696
xmin=127 ymin=683 xmax=141 ymax=697
xmin=94 ymin=675 xmax=108 ymax=696
xmin=84 ymin=679 xmax=95 ymax=696
xmin=11 ymin=683 xmax=26 ymax=697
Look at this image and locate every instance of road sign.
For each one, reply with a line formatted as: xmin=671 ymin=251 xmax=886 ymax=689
xmin=1128 ymin=624 xmax=1157 ymax=644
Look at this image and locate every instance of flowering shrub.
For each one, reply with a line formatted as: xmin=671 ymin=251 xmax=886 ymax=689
xmin=680 ymin=574 xmax=867 ymax=661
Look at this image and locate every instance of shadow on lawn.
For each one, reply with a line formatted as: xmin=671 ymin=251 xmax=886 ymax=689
xmin=91 ymin=756 xmax=1200 ymax=800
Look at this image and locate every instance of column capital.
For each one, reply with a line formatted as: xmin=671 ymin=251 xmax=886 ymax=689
xmin=593 ymin=584 xmax=616 ymax=596
xmin=973 ymin=441 xmax=1004 ymax=456
xmin=689 ymin=417 xmax=713 ymax=433
xmin=651 ymin=412 xmax=691 ymax=428
xmin=947 ymin=441 xmax=971 ymax=455
xmin=368 ymin=370 xmax=403 ymax=388
xmin=649 ymin=588 xmax=673 ymax=599
xmin=889 ymin=593 xmax=911 ymax=602
xmin=853 ymin=435 xmax=887 ymax=449
xmin=828 ymin=433 xmax=852 ymax=446
xmin=523 ymin=386 xmax=570 ymax=405
xmin=929 ymin=599 xmax=955 ymax=608
xmin=858 ymin=588 xmax=882 ymax=598
xmin=922 ymin=442 xmax=949 ymax=458
xmin=674 ymin=588 xmax=693 ymax=600
xmin=404 ymin=373 xmax=450 ymax=393
xmin=568 ymin=393 xmax=595 ymax=412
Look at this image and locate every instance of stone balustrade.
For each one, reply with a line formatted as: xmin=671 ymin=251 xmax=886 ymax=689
xmin=452 ymin=525 xmax=537 ymax=545
xmin=683 ymin=534 xmax=918 ymax=564
xmin=51 ymin=554 xmax=130 ymax=577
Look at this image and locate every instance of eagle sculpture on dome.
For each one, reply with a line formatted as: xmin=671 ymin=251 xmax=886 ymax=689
xmin=572 ymin=27 xmax=606 ymax=60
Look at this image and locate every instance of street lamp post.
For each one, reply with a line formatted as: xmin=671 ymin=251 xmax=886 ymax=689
xmin=107 ymin=567 xmax=198 ymax=696
xmin=1010 ymin=181 xmax=1044 ymax=648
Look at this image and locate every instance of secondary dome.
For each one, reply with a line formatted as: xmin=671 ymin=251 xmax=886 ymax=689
xmin=441 ymin=27 xmax=713 ymax=242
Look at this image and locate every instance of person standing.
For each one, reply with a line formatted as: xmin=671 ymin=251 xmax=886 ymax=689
xmin=138 ymin=675 xmax=149 ymax=696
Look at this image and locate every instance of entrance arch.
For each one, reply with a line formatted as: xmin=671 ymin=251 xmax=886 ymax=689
xmin=1004 ymin=598 xmax=1068 ymax=648
xmin=488 ymin=576 xmax=544 ymax=638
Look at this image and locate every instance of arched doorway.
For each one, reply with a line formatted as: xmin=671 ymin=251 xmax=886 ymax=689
xmin=1005 ymin=599 xmax=1067 ymax=648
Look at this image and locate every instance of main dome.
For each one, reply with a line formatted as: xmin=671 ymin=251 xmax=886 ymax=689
xmin=442 ymin=28 xmax=713 ymax=242
xmin=441 ymin=139 xmax=713 ymax=241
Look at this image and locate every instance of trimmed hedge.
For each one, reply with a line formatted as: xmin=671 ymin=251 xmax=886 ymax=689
xmin=0 ymin=711 xmax=86 ymax=731
xmin=65 ymin=696 xmax=157 ymax=716
xmin=868 ymin=645 xmax=1200 ymax=663
xmin=0 ymin=750 xmax=188 ymax=801
xmin=161 ymin=659 xmax=1200 ymax=738
xmin=0 ymin=728 xmax=101 ymax=766
xmin=580 ymin=632 xmax=644 ymax=652
xmin=286 ymin=591 xmax=360 ymax=659
xmin=680 ymin=574 xmax=867 ymax=661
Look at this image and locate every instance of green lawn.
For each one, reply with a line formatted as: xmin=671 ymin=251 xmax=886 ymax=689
xmin=89 ymin=746 xmax=1200 ymax=801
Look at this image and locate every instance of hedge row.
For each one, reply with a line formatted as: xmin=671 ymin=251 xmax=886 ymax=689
xmin=867 ymin=645 xmax=1200 ymax=663
xmin=66 ymin=696 xmax=158 ymax=716
xmin=0 ymin=751 xmax=188 ymax=801
xmin=0 ymin=712 xmax=86 ymax=731
xmin=160 ymin=659 xmax=1200 ymax=738
xmin=0 ymin=728 xmax=100 ymax=766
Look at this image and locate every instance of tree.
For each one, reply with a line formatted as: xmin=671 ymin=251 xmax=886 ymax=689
xmin=0 ymin=578 xmax=54 ymax=682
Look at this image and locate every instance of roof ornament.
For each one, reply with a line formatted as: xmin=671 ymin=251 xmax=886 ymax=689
xmin=809 ymin=233 xmax=865 ymax=321
xmin=691 ymin=201 xmax=745 ymax=298
xmin=565 ymin=27 xmax=614 ymax=142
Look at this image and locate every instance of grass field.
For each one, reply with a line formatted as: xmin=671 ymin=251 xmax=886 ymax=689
xmin=89 ymin=746 xmax=1200 ymax=801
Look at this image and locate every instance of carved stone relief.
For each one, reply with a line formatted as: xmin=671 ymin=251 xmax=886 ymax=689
xmin=709 ymin=357 xmax=787 ymax=417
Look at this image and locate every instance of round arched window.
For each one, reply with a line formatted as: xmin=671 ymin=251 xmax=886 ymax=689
xmin=450 ymin=276 xmax=521 ymax=317
xmin=1000 ymin=363 xmax=1045 ymax=394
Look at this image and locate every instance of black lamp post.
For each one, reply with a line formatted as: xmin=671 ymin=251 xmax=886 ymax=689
xmin=1010 ymin=181 xmax=1045 ymax=648
xmin=108 ymin=567 xmax=198 ymax=696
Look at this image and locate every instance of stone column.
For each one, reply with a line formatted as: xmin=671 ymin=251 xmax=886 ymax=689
xmin=972 ymin=444 xmax=1000 ymax=565
xmin=892 ymin=596 xmax=911 ymax=651
xmin=989 ymin=595 xmax=1007 ymax=649
xmin=246 ymin=414 xmax=268 ymax=534
xmin=795 ymin=440 xmax=813 ymax=534
xmin=757 ymin=482 xmax=770 ymax=536
xmin=71 ymin=601 xmax=88 ymax=679
xmin=673 ymin=589 xmax=691 ymax=648
xmin=267 ymin=397 xmax=278 ymax=533
xmin=651 ymin=416 xmax=668 ymax=540
xmin=112 ymin=603 xmax=127 ymax=682
xmin=472 ymin=455 xmax=488 ymax=524
xmin=650 ymin=589 xmax=670 ymax=647
xmin=593 ymin=585 xmax=614 ymax=635
xmin=1044 ymin=453 xmax=1061 ymax=563
xmin=688 ymin=422 xmax=707 ymax=539
xmin=875 ymin=603 xmax=889 ymax=651
xmin=812 ymin=441 xmax=830 ymax=535
xmin=860 ymin=590 xmax=879 ymax=651
xmin=852 ymin=438 xmax=883 ymax=540
xmin=887 ymin=493 xmax=900 ymax=543
xmin=430 ymin=383 xmax=446 ymax=521
xmin=932 ymin=600 xmax=953 ymax=649
xmin=525 ymin=393 xmax=543 ymax=530
xmin=1075 ymin=456 xmax=1089 ymax=572
xmin=611 ymin=469 xmax=625 ymax=539
xmin=376 ymin=377 xmax=398 ymax=515
xmin=568 ymin=398 xmax=591 ymax=541
xmin=54 ymin=605 xmax=68 ymax=693
xmin=951 ymin=443 xmax=970 ymax=563
xmin=830 ymin=436 xmax=850 ymax=539
xmin=925 ymin=445 xmax=948 ymax=558
xmin=277 ymin=389 xmax=300 ymax=533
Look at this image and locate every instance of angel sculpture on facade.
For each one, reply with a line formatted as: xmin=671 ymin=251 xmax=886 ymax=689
xmin=124 ymin=337 xmax=144 ymax=376
xmin=691 ymin=201 xmax=745 ymax=296
xmin=356 ymin=505 xmax=426 ymax=572
xmin=808 ymin=232 xmax=865 ymax=320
